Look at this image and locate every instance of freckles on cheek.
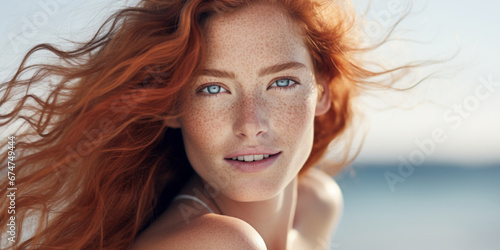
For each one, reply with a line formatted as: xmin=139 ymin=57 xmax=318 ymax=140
xmin=182 ymin=102 xmax=231 ymax=146
xmin=273 ymin=94 xmax=315 ymax=136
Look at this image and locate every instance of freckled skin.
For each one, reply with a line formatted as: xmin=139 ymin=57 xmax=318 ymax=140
xmin=176 ymin=3 xmax=321 ymax=202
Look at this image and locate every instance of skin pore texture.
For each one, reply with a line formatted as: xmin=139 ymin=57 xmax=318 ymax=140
xmin=133 ymin=2 xmax=342 ymax=250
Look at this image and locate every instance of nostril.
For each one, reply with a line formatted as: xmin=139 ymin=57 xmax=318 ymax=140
xmin=233 ymin=109 xmax=268 ymax=138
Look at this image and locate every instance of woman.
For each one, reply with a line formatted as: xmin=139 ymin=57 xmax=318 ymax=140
xmin=0 ymin=0 xmax=399 ymax=249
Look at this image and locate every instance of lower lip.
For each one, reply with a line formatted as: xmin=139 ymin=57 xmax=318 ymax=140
xmin=224 ymin=153 xmax=281 ymax=173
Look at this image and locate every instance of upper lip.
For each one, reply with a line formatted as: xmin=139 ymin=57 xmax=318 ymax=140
xmin=224 ymin=146 xmax=281 ymax=159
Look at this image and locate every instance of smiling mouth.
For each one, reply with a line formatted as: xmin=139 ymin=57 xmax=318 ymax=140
xmin=226 ymin=152 xmax=281 ymax=162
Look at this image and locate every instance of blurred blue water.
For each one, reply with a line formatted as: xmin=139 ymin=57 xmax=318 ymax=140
xmin=332 ymin=163 xmax=500 ymax=250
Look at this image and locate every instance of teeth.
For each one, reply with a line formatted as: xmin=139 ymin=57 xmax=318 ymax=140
xmin=230 ymin=154 xmax=273 ymax=162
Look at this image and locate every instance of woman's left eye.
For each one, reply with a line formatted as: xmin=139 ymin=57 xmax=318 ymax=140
xmin=200 ymin=85 xmax=228 ymax=95
xmin=270 ymin=79 xmax=298 ymax=89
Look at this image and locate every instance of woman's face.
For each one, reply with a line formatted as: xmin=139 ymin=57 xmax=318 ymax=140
xmin=170 ymin=3 xmax=330 ymax=201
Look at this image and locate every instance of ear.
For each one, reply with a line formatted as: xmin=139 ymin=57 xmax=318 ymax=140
xmin=164 ymin=117 xmax=182 ymax=128
xmin=315 ymin=73 xmax=331 ymax=116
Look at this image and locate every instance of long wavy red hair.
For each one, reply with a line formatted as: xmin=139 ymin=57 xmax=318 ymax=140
xmin=0 ymin=0 xmax=410 ymax=248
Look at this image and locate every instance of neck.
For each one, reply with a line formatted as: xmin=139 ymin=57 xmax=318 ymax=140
xmin=199 ymin=175 xmax=298 ymax=250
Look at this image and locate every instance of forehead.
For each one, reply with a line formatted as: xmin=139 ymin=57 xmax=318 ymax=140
xmin=202 ymin=3 xmax=312 ymax=71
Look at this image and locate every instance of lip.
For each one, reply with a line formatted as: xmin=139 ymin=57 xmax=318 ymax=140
xmin=224 ymin=147 xmax=281 ymax=159
xmin=224 ymin=152 xmax=281 ymax=173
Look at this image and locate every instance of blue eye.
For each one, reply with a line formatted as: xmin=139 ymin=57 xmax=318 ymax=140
xmin=201 ymin=85 xmax=228 ymax=95
xmin=270 ymin=79 xmax=297 ymax=88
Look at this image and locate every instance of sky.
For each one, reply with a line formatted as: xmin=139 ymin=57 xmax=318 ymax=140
xmin=1 ymin=0 xmax=499 ymax=165
xmin=328 ymin=0 xmax=500 ymax=165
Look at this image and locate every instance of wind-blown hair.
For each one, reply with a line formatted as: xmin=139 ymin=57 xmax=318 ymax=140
xmin=1 ymin=0 xmax=403 ymax=248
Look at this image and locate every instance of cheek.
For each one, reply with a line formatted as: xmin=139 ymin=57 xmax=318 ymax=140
xmin=180 ymin=99 xmax=231 ymax=151
xmin=270 ymin=91 xmax=316 ymax=139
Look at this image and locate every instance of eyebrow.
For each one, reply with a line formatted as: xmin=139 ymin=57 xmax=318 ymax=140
xmin=196 ymin=61 xmax=307 ymax=79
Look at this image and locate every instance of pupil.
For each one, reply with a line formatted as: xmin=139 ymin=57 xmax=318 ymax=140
xmin=277 ymin=80 xmax=288 ymax=87
xmin=208 ymin=86 xmax=219 ymax=93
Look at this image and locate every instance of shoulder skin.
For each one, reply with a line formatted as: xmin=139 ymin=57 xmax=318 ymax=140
xmin=131 ymin=213 xmax=267 ymax=250
xmin=295 ymin=167 xmax=344 ymax=245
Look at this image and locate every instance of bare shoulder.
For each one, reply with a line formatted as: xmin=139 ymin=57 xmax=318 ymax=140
xmin=132 ymin=213 xmax=267 ymax=250
xmin=295 ymin=168 xmax=344 ymax=241
xmin=299 ymin=167 xmax=343 ymax=213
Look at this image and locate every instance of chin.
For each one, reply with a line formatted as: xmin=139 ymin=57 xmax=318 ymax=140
xmin=195 ymin=156 xmax=302 ymax=202
xmin=219 ymin=169 xmax=297 ymax=202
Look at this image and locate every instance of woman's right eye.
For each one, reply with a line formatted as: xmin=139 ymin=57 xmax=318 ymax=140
xmin=200 ymin=85 xmax=228 ymax=95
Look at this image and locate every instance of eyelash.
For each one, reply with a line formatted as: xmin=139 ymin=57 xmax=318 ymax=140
xmin=269 ymin=78 xmax=299 ymax=91
xmin=197 ymin=77 xmax=300 ymax=97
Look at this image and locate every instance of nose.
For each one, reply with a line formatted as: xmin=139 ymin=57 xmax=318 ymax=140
xmin=233 ymin=94 xmax=268 ymax=139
